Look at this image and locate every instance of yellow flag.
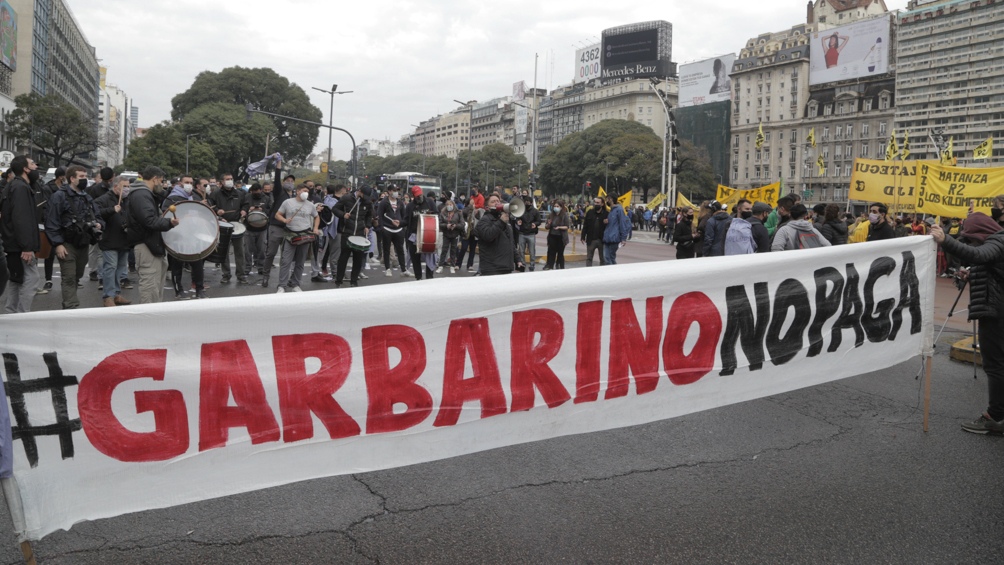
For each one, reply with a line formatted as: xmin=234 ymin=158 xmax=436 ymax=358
xmin=598 ymin=186 xmax=607 ymax=198
xmin=899 ymin=134 xmax=910 ymax=160
xmin=940 ymin=137 xmax=954 ymax=165
xmin=816 ymin=154 xmax=825 ymax=176
xmin=755 ymin=122 xmax=764 ymax=150
xmin=974 ymin=136 xmax=994 ymax=160
xmin=676 ymin=193 xmax=697 ymax=210
xmin=617 ymin=191 xmax=633 ymax=212
xmin=646 ymin=193 xmax=665 ymax=211
xmin=885 ymin=130 xmax=898 ymax=161
xmin=806 ymin=127 xmax=816 ymax=148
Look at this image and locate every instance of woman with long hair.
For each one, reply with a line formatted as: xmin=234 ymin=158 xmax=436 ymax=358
xmin=544 ymin=198 xmax=570 ymax=270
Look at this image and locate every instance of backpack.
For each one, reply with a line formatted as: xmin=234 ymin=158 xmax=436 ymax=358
xmin=797 ymin=230 xmax=824 ymax=249
xmin=723 ymin=218 xmax=755 ymax=255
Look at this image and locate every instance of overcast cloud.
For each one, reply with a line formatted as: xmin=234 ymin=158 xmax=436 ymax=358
xmin=69 ymin=0 xmax=908 ymax=162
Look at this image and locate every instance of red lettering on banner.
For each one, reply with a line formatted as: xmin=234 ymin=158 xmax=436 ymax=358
xmin=199 ymin=341 xmax=280 ymax=451
xmin=510 ymin=310 xmax=571 ymax=412
xmin=434 ymin=318 xmax=507 ymax=427
xmin=606 ymin=297 xmax=664 ymax=399
xmin=273 ymin=334 xmax=360 ymax=443
xmin=78 ymin=349 xmax=189 ymax=462
xmin=575 ymin=301 xmax=604 ymax=404
xmin=664 ymin=292 xmax=722 ymax=386
xmin=363 ymin=325 xmax=432 ymax=434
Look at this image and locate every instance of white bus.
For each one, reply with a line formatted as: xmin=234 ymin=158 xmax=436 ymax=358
xmin=382 ymin=172 xmax=443 ymax=198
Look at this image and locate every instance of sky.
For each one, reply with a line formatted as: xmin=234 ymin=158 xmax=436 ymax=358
xmin=69 ymin=0 xmax=909 ymax=162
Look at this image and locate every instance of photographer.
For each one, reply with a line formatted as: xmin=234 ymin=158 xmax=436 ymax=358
xmin=45 ymin=165 xmax=102 ymax=309
xmin=931 ymin=212 xmax=1004 ymax=435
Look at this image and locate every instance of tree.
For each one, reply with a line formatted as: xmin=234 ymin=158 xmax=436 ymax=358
xmin=675 ymin=139 xmax=717 ymax=203
xmin=171 ymin=67 xmax=322 ymax=164
xmin=178 ymin=102 xmax=277 ymax=177
xmin=5 ymin=93 xmax=101 ymax=167
xmin=537 ymin=119 xmax=659 ymax=198
xmin=122 ymin=122 xmax=217 ymax=179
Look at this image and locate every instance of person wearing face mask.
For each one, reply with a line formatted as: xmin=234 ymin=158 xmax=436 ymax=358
xmin=208 ymin=173 xmax=248 ymax=284
xmin=332 ymin=185 xmax=374 ymax=288
xmin=405 ymin=185 xmax=439 ymax=280
xmin=242 ymin=182 xmax=272 ymax=278
xmin=93 ymin=176 xmax=135 ymax=306
xmin=702 ymin=200 xmax=732 ymax=258
xmin=83 ymin=167 xmax=115 ymax=284
xmin=162 ymin=175 xmax=207 ymax=300
xmin=44 ymin=165 xmax=104 ymax=309
xmin=581 ymin=197 xmax=609 ymax=267
xmin=674 ymin=208 xmax=698 ymax=259
xmin=543 ymin=199 xmax=570 ymax=270
xmin=125 ymin=166 xmax=178 ymax=304
xmin=511 ymin=192 xmax=540 ymax=271
xmin=261 ymin=170 xmax=293 ymax=288
xmin=376 ymin=184 xmax=409 ymax=277
xmin=1 ymin=155 xmax=39 ymax=313
xmin=866 ymin=202 xmax=894 ymax=241
xmin=473 ymin=192 xmax=523 ymax=276
xmin=436 ymin=198 xmax=463 ymax=274
xmin=274 ymin=184 xmax=321 ymax=293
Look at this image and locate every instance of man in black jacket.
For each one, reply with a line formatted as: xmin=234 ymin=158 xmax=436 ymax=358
xmin=580 ymin=197 xmax=608 ymax=267
xmin=474 ymin=193 xmax=522 ymax=276
xmin=94 ymin=176 xmax=134 ymax=306
xmin=511 ymin=196 xmax=539 ymax=271
xmin=332 ymin=185 xmax=373 ymax=287
xmin=85 ymin=167 xmax=115 ymax=282
xmin=45 ymin=165 xmax=102 ymax=309
xmin=126 ymin=166 xmax=178 ymax=304
xmin=208 ymin=173 xmax=247 ymax=284
xmin=866 ymin=202 xmax=895 ymax=241
xmin=749 ymin=201 xmax=772 ymax=253
xmin=1 ymin=156 xmax=38 ymax=312
xmin=405 ymin=185 xmax=438 ymax=280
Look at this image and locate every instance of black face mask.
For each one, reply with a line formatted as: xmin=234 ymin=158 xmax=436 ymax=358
xmin=740 ymin=211 xmax=753 ymax=220
xmin=77 ymin=178 xmax=88 ymax=191
xmin=993 ymin=208 xmax=1003 ymax=222
xmin=27 ymin=170 xmax=40 ymax=183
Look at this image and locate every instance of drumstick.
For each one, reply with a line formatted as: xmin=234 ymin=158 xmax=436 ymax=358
xmin=168 ymin=205 xmax=177 ymax=219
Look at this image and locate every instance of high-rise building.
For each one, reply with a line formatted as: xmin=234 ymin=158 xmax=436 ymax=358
xmin=895 ymin=0 xmax=1004 ymax=165
xmin=97 ymin=68 xmax=136 ymax=168
xmin=470 ymin=98 xmax=509 ymax=151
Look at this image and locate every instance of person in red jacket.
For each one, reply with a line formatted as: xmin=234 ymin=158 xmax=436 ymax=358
xmin=470 ymin=186 xmax=485 ymax=210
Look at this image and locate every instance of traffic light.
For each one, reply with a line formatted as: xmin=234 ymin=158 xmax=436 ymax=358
xmin=320 ymin=162 xmax=328 ymax=174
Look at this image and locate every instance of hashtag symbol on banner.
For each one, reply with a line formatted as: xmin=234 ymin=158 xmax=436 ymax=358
xmin=2 ymin=353 xmax=82 ymax=468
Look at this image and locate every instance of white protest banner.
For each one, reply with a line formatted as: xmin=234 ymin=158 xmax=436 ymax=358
xmin=0 ymin=238 xmax=934 ymax=539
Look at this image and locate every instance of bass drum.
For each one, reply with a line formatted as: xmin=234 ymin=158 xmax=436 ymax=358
xmin=162 ymin=201 xmax=220 ymax=261
xmin=231 ymin=221 xmax=246 ymax=240
xmin=246 ymin=210 xmax=268 ymax=229
xmin=205 ymin=222 xmax=234 ymax=264
xmin=415 ymin=214 xmax=440 ymax=253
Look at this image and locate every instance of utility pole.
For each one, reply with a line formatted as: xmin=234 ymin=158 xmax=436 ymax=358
xmin=312 ymin=84 xmax=354 ymax=177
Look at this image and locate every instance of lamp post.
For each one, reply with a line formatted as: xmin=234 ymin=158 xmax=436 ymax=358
xmin=312 ymin=84 xmax=354 ymax=175
xmin=185 ymin=133 xmax=199 ymax=175
xmin=649 ymin=77 xmax=677 ymax=207
xmin=604 ymin=160 xmax=617 ymax=191
xmin=453 ymin=99 xmax=474 ymax=191
xmin=246 ymin=103 xmax=359 ymax=188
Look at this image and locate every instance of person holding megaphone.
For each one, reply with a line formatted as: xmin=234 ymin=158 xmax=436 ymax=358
xmin=474 ymin=192 xmax=523 ymax=276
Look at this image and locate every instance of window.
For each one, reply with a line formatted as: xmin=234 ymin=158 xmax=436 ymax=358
xmin=861 ymin=144 xmax=869 ymax=157
xmin=862 ymin=123 xmax=870 ymax=137
xmin=847 ymin=124 xmax=853 ymax=138
xmin=864 ymin=99 xmax=873 ymax=111
xmin=879 ymin=95 xmax=890 ymax=110
xmin=824 ymin=104 xmax=833 ymax=116
xmin=790 ymin=167 xmax=796 ymax=179
xmin=790 ymin=129 xmax=797 ymax=143
xmin=835 ymin=145 xmax=843 ymax=157
xmin=844 ymin=165 xmax=851 ymax=177
xmin=879 ymin=122 xmax=887 ymax=135
xmin=790 ymin=148 xmax=797 ymax=162
xmin=836 ymin=126 xmax=843 ymax=138
xmin=823 ymin=127 xmax=830 ymax=140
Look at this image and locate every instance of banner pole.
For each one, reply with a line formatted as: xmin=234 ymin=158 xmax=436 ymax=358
xmin=1 ymin=477 xmax=35 ymax=565
xmin=923 ymin=355 xmax=933 ymax=433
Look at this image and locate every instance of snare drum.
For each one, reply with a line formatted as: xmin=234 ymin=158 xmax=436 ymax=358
xmin=347 ymin=236 xmax=370 ymax=252
xmin=415 ymin=214 xmax=440 ymax=253
xmin=162 ymin=201 xmax=220 ymax=261
xmin=231 ymin=221 xmax=246 ymax=240
xmin=205 ymin=221 xmax=234 ymax=264
xmin=246 ymin=210 xmax=268 ymax=229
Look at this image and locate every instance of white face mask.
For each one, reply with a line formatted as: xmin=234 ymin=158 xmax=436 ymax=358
xmin=298 ymin=191 xmax=309 ymax=201
xmin=183 ymin=183 xmax=193 ymax=194
xmin=390 ymin=191 xmax=399 ymax=199
xmin=224 ymin=180 xmax=234 ymax=189
xmin=446 ymin=205 xmax=454 ymax=211
xmin=120 ymin=187 xmax=131 ymax=198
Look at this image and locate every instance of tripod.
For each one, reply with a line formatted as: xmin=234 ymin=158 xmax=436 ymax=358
xmin=918 ymin=276 xmax=978 ymax=379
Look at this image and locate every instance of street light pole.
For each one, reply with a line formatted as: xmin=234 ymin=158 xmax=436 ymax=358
xmin=454 ymin=99 xmax=474 ymax=191
xmin=313 ymin=84 xmax=353 ymax=177
xmin=185 ymin=133 xmax=198 ymax=175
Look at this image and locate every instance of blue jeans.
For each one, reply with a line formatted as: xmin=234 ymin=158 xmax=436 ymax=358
xmin=603 ymin=242 xmax=620 ymax=265
xmin=101 ymin=249 xmax=129 ymax=299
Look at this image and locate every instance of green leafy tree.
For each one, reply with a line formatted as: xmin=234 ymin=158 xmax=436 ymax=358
xmin=5 ymin=93 xmax=101 ymax=167
xmin=122 ymin=122 xmax=217 ymax=179
xmin=177 ymin=102 xmax=277 ymax=177
xmin=537 ymin=119 xmax=658 ymax=198
xmin=171 ymin=66 xmax=322 ymax=164
xmin=675 ymin=139 xmax=717 ymax=203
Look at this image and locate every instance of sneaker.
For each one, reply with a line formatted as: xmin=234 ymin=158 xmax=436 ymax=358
xmin=175 ymin=290 xmax=190 ymax=300
xmin=195 ymin=290 xmax=208 ymax=299
xmin=89 ymin=271 xmax=99 ymax=281
xmin=237 ymin=276 xmax=249 ymax=285
xmin=401 ymin=270 xmax=411 ymax=278
xmin=276 ymin=286 xmax=285 ymax=294
xmin=98 ymin=282 xmax=103 ymax=290
xmin=291 ymin=286 xmax=302 ymax=293
xmin=321 ymin=270 xmax=330 ymax=277
xmin=359 ymin=272 xmax=369 ymax=279
xmin=261 ymin=276 xmax=270 ymax=288
xmin=350 ymin=282 xmax=358 ymax=287
xmin=221 ymin=275 xmax=232 ymax=284
xmin=310 ymin=275 xmax=325 ymax=283
xmin=961 ymin=413 xmax=1004 ymax=435
xmin=385 ymin=269 xmax=393 ymax=277
xmin=435 ymin=266 xmax=443 ymax=274
xmin=43 ymin=281 xmax=52 ymax=292
xmin=120 ymin=279 xmax=134 ymax=289
xmin=451 ymin=266 xmax=457 ymax=274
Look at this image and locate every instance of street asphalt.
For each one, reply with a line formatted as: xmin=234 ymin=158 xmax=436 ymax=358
xmin=0 ymin=231 xmax=1000 ymax=564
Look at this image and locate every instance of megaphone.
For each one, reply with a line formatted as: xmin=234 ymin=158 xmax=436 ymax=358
xmin=496 ymin=197 xmax=525 ymax=217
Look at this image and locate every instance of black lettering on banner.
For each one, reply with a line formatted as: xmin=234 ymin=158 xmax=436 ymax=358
xmin=890 ymin=251 xmax=923 ymax=339
xmin=2 ymin=353 xmax=82 ymax=468
xmin=719 ymin=283 xmax=771 ymax=376
xmin=830 ymin=264 xmax=865 ymax=352
xmin=862 ymin=257 xmax=897 ymax=343
xmin=808 ymin=267 xmax=845 ymax=357
xmin=766 ymin=279 xmax=811 ymax=366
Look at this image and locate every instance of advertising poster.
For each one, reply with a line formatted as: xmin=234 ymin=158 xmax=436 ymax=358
xmin=678 ymin=54 xmax=736 ymax=108
xmin=574 ymin=44 xmax=601 ymax=84
xmin=0 ymin=1 xmax=16 ymax=72
xmin=809 ymin=15 xmax=890 ymax=85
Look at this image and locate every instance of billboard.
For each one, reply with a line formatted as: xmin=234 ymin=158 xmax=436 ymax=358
xmin=0 ymin=1 xmax=16 ymax=72
xmin=809 ymin=15 xmax=890 ymax=86
xmin=678 ymin=54 xmax=736 ymax=108
xmin=513 ymin=81 xmax=528 ymax=136
xmin=573 ymin=43 xmax=601 ymax=84
xmin=601 ymin=20 xmax=673 ymax=80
